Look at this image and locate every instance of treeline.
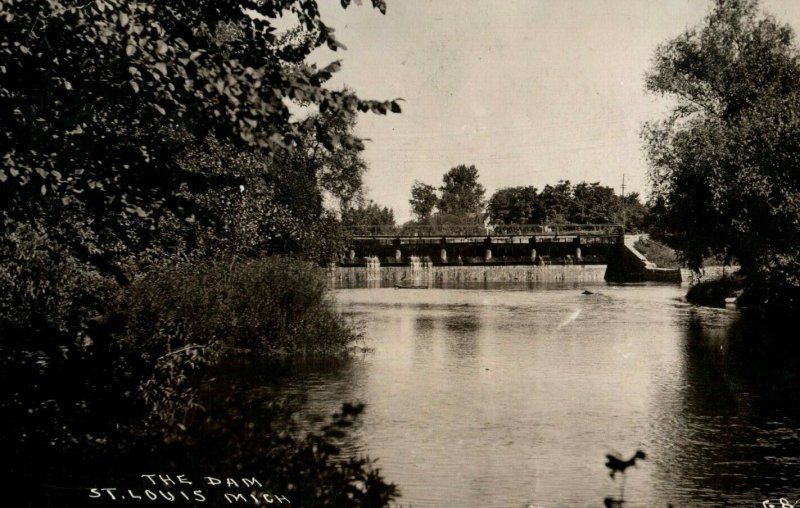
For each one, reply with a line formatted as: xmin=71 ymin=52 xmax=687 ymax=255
xmin=402 ymin=165 xmax=648 ymax=231
xmin=488 ymin=181 xmax=647 ymax=229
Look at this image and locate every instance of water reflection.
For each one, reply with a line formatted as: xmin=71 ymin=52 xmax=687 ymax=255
xmin=236 ymin=283 xmax=800 ymax=507
xmin=650 ymin=309 xmax=800 ymax=506
xmin=443 ymin=312 xmax=482 ymax=359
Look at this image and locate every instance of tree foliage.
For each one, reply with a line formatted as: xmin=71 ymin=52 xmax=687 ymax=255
xmin=621 ymin=192 xmax=650 ymax=233
xmin=152 ymin=111 xmax=361 ymax=266
xmin=409 ymin=180 xmax=438 ymax=221
xmin=0 ymin=1 xmax=402 ymax=504
xmin=487 ymin=181 xmax=646 ymax=230
xmin=341 ymin=199 xmax=395 ymax=227
xmin=539 ymin=180 xmax=576 ymax=224
xmin=0 ymin=0 xmax=399 ymax=276
xmin=571 ymin=182 xmax=618 ymax=223
xmin=487 ymin=186 xmax=543 ymax=224
xmin=437 ymin=164 xmax=486 ymax=217
xmin=643 ymin=0 xmax=800 ymax=301
xmin=408 ymin=164 xmax=486 ymax=225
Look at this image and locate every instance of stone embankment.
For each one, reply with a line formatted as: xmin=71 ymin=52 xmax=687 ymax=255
xmin=604 ymin=235 xmax=683 ymax=282
xmin=681 ymin=266 xmax=739 ymax=284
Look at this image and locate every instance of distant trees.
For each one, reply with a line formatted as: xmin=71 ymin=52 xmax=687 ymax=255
xmin=408 ymin=164 xmax=486 ymax=224
xmin=487 ymin=181 xmax=647 ymax=231
xmin=409 ymin=181 xmax=439 ymax=222
xmin=621 ymin=193 xmax=649 ymax=233
xmin=643 ymin=0 xmax=800 ymax=309
xmin=409 ymin=169 xmax=647 ymax=230
xmin=341 ymin=200 xmax=395 ymax=227
xmin=571 ymin=182 xmax=619 ymax=224
xmin=437 ymin=164 xmax=486 ymax=217
xmin=539 ymin=181 xmax=575 ymax=224
xmin=486 ymin=186 xmax=543 ymax=224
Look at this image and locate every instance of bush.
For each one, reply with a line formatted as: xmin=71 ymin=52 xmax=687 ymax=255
xmin=111 ymin=257 xmax=398 ymax=507
xmin=686 ymin=274 xmax=744 ymax=307
xmin=737 ymin=256 xmax=800 ymax=316
xmin=118 ymin=256 xmax=360 ymax=358
xmin=0 ymin=225 xmax=139 ymax=503
xmin=148 ymin=384 xmax=400 ymax=508
xmin=0 ymin=223 xmax=121 ymax=443
xmin=0 ymin=224 xmax=113 ymax=344
xmin=685 ymin=256 xmax=800 ymax=318
xmin=1 ymin=253 xmax=398 ymax=507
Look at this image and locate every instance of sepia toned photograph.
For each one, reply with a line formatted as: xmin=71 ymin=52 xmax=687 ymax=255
xmin=2 ymin=1 xmax=800 ymax=506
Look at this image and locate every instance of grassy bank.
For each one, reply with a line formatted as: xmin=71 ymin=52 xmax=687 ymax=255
xmin=633 ymin=238 xmax=681 ymax=268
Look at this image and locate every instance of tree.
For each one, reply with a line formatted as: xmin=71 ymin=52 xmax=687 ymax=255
xmin=341 ymin=200 xmax=395 ymax=232
xmin=0 ymin=2 xmax=403 ymax=502
xmin=409 ymin=180 xmax=438 ymax=221
xmin=487 ymin=186 xmax=543 ymax=224
xmin=571 ymin=182 xmax=619 ymax=224
xmin=0 ymin=0 xmax=400 ymax=278
xmin=620 ymin=192 xmax=649 ymax=233
xmin=437 ymin=164 xmax=486 ymax=218
xmin=163 ymin=108 xmax=367 ymax=264
xmin=643 ymin=0 xmax=800 ymax=305
xmin=538 ymin=180 xmax=573 ymax=223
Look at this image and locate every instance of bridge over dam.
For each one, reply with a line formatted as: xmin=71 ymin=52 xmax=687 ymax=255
xmin=330 ymin=224 xmax=682 ymax=284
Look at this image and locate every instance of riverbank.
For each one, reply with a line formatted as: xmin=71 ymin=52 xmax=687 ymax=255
xmin=684 ymin=268 xmax=800 ymax=317
xmin=1 ymin=256 xmax=399 ymax=507
xmin=685 ymin=272 xmax=744 ymax=307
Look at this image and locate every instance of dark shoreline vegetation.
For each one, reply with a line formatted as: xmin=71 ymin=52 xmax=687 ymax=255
xmin=0 ymin=255 xmax=398 ymax=507
xmin=686 ymin=273 xmax=745 ymax=307
xmin=642 ymin=0 xmax=800 ymax=322
xmin=686 ymin=269 xmax=800 ymax=319
xmin=0 ymin=1 xmax=404 ymax=506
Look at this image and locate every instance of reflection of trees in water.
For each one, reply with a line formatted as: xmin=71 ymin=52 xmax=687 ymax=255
xmin=206 ymin=357 xmax=367 ymax=447
xmin=443 ymin=312 xmax=482 ymax=359
xmin=648 ymin=310 xmax=800 ymax=505
xmin=413 ymin=315 xmax=436 ymax=334
xmin=682 ymin=311 xmax=800 ymax=416
xmin=410 ymin=310 xmax=483 ymax=360
xmin=413 ymin=316 xmax=436 ymax=359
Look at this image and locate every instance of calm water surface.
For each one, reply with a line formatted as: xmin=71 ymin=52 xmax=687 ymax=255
xmin=273 ymin=282 xmax=800 ymax=507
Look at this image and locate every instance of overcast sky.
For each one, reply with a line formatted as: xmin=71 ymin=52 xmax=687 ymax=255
xmin=310 ymin=0 xmax=800 ymax=222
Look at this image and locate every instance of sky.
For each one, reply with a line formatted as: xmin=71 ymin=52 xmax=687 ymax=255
xmin=308 ymin=0 xmax=800 ymax=222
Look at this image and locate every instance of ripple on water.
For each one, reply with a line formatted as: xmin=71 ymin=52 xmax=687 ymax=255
xmin=265 ymin=283 xmax=800 ymax=507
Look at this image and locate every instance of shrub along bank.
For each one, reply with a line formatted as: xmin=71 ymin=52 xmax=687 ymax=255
xmin=0 ymin=254 xmax=397 ymax=507
xmin=685 ymin=267 xmax=800 ymax=320
xmin=119 ymin=257 xmax=360 ymax=357
xmin=686 ymin=273 xmax=745 ymax=307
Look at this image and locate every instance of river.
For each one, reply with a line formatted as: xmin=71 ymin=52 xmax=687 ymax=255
xmin=272 ymin=281 xmax=800 ymax=507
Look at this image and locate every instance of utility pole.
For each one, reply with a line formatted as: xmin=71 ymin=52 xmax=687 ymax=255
xmin=621 ymin=174 xmax=626 ymax=234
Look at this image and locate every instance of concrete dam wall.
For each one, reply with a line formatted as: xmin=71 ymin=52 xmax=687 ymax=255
xmin=328 ymin=264 xmax=609 ymax=284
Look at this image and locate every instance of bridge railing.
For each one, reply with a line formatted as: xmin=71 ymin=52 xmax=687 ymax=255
xmin=345 ymin=223 xmax=624 ymax=237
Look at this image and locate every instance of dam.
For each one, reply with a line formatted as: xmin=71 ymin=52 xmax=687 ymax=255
xmin=331 ymin=224 xmax=682 ymax=283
